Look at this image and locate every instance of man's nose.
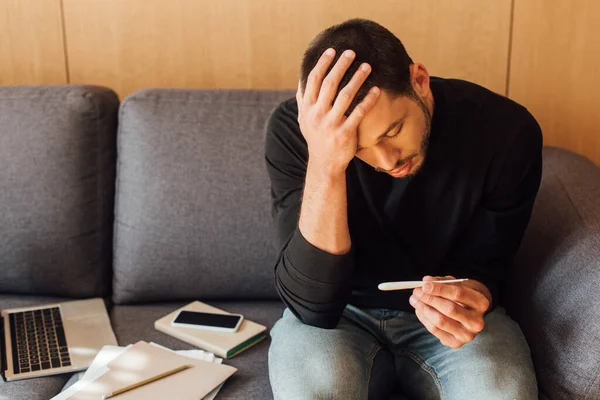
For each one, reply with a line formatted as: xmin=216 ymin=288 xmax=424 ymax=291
xmin=372 ymin=145 xmax=398 ymax=171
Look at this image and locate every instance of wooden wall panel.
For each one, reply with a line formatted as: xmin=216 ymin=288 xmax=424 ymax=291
xmin=0 ymin=0 xmax=67 ymax=85
xmin=62 ymin=0 xmax=512 ymax=98
xmin=509 ymin=0 xmax=600 ymax=165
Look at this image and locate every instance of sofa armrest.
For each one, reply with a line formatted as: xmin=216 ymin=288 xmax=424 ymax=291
xmin=505 ymin=147 xmax=600 ymax=400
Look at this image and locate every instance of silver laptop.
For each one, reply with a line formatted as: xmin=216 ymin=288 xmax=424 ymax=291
xmin=0 ymin=298 xmax=117 ymax=381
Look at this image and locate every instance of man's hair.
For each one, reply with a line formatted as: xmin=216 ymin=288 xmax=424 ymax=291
xmin=300 ymin=19 xmax=415 ymax=115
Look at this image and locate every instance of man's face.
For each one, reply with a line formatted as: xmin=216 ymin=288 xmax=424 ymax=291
xmin=355 ymin=89 xmax=432 ymax=178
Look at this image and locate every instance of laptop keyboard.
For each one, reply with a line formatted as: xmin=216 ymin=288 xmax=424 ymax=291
xmin=8 ymin=307 xmax=71 ymax=374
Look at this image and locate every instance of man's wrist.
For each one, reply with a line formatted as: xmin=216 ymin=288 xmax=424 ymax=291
xmin=306 ymin=159 xmax=348 ymax=182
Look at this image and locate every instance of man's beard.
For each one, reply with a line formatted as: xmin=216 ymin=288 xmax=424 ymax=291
xmin=415 ymin=95 xmax=432 ymax=163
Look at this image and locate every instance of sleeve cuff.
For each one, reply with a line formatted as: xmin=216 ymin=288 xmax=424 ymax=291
xmin=286 ymin=226 xmax=353 ymax=284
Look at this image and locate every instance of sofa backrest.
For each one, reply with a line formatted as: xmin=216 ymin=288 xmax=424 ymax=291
xmin=509 ymin=147 xmax=600 ymax=399
xmin=0 ymin=85 xmax=118 ymax=298
xmin=113 ymin=89 xmax=295 ymax=304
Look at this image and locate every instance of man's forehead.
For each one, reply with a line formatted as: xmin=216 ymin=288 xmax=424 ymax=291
xmin=358 ymin=93 xmax=410 ymax=138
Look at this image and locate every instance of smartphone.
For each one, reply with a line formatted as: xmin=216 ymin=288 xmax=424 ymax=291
xmin=171 ymin=310 xmax=244 ymax=333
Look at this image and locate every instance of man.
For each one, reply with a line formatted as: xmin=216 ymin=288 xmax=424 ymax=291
xmin=265 ymin=19 xmax=541 ymax=399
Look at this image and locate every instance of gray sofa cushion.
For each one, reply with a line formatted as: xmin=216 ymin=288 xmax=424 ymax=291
xmin=113 ymin=89 xmax=294 ymax=304
xmin=109 ymin=300 xmax=285 ymax=399
xmin=507 ymin=147 xmax=600 ymax=400
xmin=0 ymin=295 xmax=78 ymax=400
xmin=0 ymin=86 xmax=118 ymax=297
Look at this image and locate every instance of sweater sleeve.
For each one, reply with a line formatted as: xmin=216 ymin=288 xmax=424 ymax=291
xmin=443 ymin=115 xmax=543 ymax=310
xmin=264 ymin=99 xmax=354 ymax=329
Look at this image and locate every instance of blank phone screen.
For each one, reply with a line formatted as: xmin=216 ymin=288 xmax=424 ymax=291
xmin=174 ymin=311 xmax=241 ymax=328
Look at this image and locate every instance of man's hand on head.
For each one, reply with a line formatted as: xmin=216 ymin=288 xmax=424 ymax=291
xmin=409 ymin=275 xmax=492 ymax=349
xmin=296 ymin=48 xmax=380 ymax=175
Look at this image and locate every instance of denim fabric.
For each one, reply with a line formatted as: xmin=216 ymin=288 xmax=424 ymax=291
xmin=269 ymin=306 xmax=537 ymax=400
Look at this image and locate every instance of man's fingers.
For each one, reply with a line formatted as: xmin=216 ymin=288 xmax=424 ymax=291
xmin=414 ymin=299 xmax=474 ymax=343
xmin=317 ymin=50 xmax=357 ymax=110
xmin=331 ymin=62 xmax=372 ymax=118
xmin=414 ymin=307 xmax=465 ymax=349
xmin=412 ymin=288 xmax=485 ymax=333
xmin=304 ymin=48 xmax=336 ymax=105
xmin=343 ymin=86 xmax=380 ymax=130
xmin=422 ymin=281 xmax=488 ymax=312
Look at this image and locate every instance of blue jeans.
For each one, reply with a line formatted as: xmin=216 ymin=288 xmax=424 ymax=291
xmin=268 ymin=305 xmax=537 ymax=400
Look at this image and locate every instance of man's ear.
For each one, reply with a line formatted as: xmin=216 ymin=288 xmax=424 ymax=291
xmin=410 ymin=63 xmax=431 ymax=98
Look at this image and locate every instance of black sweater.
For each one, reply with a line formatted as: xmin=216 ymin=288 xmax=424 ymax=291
xmin=265 ymin=77 xmax=543 ymax=329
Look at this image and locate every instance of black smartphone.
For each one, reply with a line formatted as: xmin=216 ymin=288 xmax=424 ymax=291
xmin=171 ymin=310 xmax=244 ymax=333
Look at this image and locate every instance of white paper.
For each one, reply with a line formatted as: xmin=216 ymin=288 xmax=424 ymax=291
xmin=51 ymin=344 xmax=224 ymax=400
xmin=148 ymin=343 xmax=224 ymax=400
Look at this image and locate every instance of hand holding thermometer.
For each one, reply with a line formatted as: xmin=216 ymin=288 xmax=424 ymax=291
xmin=378 ymin=278 xmax=469 ymax=291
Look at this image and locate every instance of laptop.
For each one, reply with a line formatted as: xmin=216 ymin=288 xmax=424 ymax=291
xmin=0 ymin=298 xmax=118 ymax=382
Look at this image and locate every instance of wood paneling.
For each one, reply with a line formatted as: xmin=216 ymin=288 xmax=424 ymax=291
xmin=509 ymin=0 xmax=600 ymax=165
xmin=4 ymin=0 xmax=599 ymax=165
xmin=0 ymin=0 xmax=67 ymax=85
xmin=62 ymin=0 xmax=512 ymax=98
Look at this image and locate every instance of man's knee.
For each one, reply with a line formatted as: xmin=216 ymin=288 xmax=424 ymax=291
xmin=443 ymin=308 xmax=538 ymax=399
xmin=440 ymin=355 xmax=537 ymax=400
xmin=268 ymin=309 xmax=375 ymax=400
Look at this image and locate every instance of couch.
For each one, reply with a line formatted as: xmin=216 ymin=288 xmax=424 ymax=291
xmin=0 ymin=85 xmax=598 ymax=400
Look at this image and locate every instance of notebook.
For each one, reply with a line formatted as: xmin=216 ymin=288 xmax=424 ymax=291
xmin=154 ymin=301 xmax=267 ymax=358
xmin=66 ymin=341 xmax=236 ymax=400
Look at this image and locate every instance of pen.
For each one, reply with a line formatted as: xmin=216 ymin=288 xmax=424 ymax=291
xmin=102 ymin=364 xmax=193 ymax=399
